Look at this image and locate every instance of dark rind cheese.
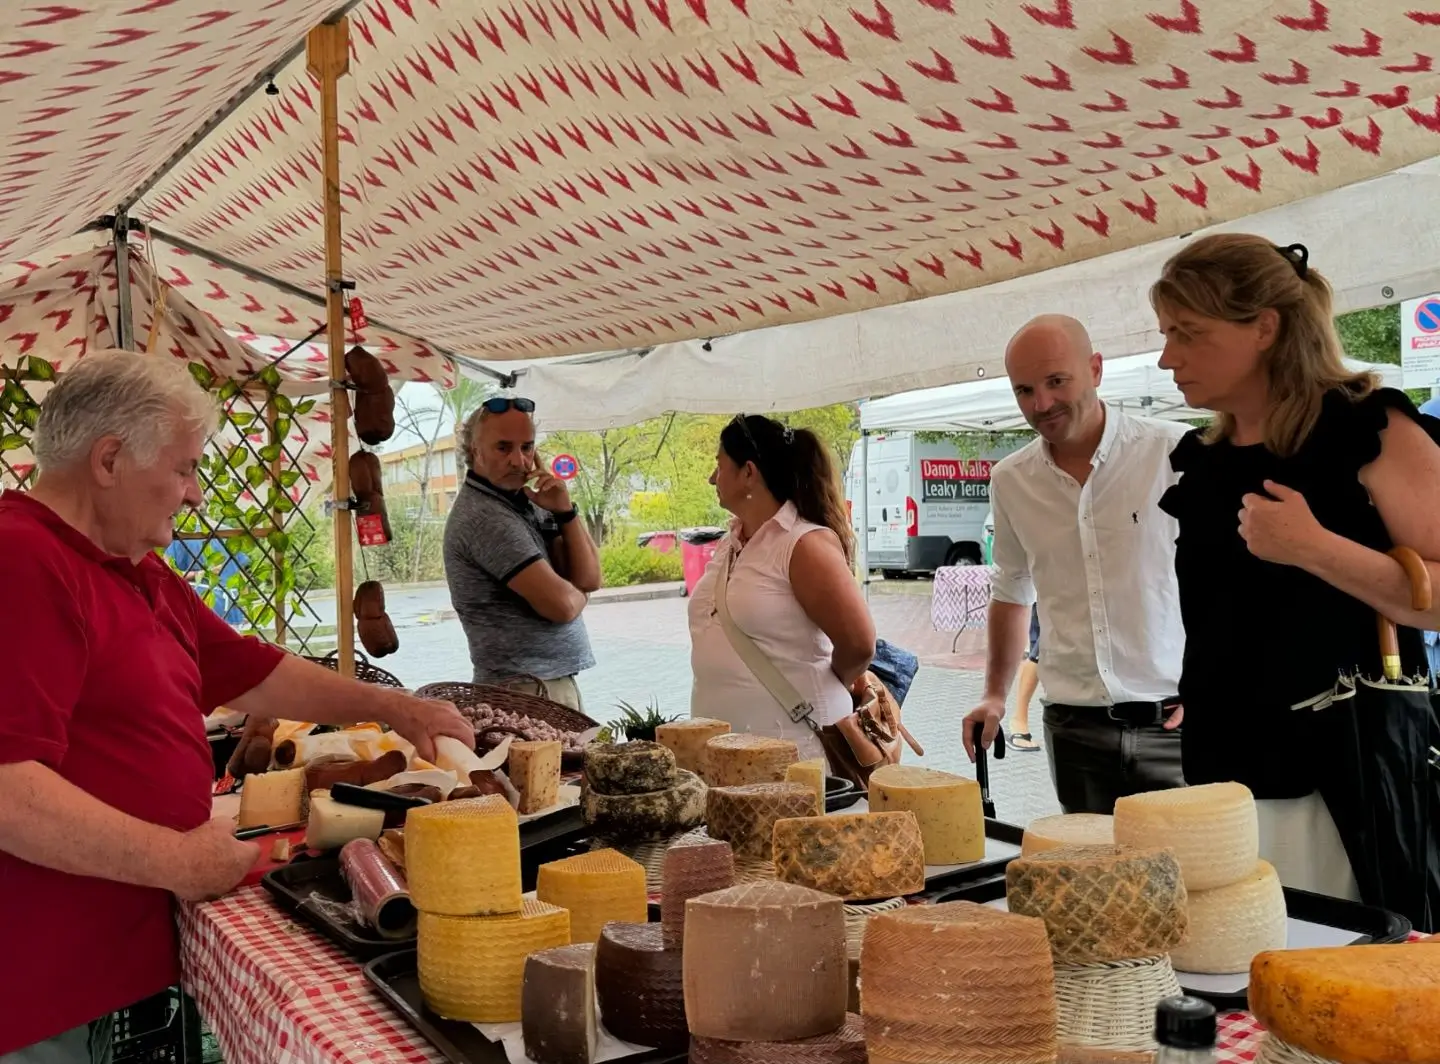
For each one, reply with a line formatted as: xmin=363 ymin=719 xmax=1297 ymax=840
xmin=583 ymin=740 xmax=678 ymax=796
xmin=683 ymin=881 xmax=848 ymax=1042
xmin=582 ymin=768 xmax=706 ymax=841
xmin=660 ymin=836 xmax=735 ymax=949
xmin=690 ymin=1013 xmax=866 ymax=1064
xmin=522 ymin=943 xmax=596 ymax=1064
xmin=594 ymin=922 xmax=687 ymax=1051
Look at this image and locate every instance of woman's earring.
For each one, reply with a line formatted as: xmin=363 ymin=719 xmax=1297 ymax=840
xmin=745 ymin=492 xmax=752 ymax=500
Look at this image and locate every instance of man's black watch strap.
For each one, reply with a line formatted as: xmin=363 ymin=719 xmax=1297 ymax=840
xmin=554 ymin=507 xmax=579 ymax=526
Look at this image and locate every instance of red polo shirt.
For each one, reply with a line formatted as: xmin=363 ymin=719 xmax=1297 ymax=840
xmin=0 ymin=492 xmax=285 ymax=1053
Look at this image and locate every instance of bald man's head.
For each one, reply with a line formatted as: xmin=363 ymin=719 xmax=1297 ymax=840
xmin=1004 ymin=314 xmax=1104 ymax=449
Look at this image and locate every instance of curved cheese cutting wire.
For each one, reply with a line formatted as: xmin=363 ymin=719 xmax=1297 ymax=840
xmin=1378 ymin=546 xmax=1433 ymax=681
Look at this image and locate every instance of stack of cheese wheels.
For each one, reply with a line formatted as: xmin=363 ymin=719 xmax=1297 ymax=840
xmin=702 ymin=733 xmax=800 ymax=787
xmin=867 ymin=764 xmax=984 ymax=865
xmin=1249 ymin=944 xmax=1440 ymax=1064
xmin=771 ymin=811 xmax=926 ymax=900
xmin=861 ymin=901 xmax=1059 ymax=1064
xmin=535 ymin=848 xmax=648 ymax=944
xmin=656 ymin=717 xmax=731 ymax=774
xmin=407 ymin=796 xmax=570 ymax=1023
xmin=581 ymin=740 xmax=707 ymax=842
xmin=684 ymin=882 xmax=858 ymax=1062
xmin=1021 ymin=813 xmax=1114 ymax=855
xmin=1114 ymin=782 xmax=1283 ymax=974
xmin=706 ymin=782 xmax=818 ymax=860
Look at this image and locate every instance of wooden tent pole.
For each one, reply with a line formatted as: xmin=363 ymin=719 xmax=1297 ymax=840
xmin=307 ymin=18 xmax=355 ymax=678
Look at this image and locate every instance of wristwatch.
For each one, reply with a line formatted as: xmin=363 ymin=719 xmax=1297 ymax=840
xmin=554 ymin=507 xmax=579 ymax=526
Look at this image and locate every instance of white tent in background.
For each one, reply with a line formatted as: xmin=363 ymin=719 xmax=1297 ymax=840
xmin=859 ymin=355 xmax=1407 ymax=433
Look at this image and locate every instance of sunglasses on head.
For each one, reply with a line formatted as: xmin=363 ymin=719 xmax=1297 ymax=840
xmin=482 ymin=396 xmax=536 ymax=415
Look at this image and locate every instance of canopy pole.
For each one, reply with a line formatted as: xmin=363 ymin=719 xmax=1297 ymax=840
xmin=859 ymin=430 xmax=870 ymax=603
xmin=307 ymin=17 xmax=355 ymax=678
xmin=113 ymin=211 xmax=135 ymax=351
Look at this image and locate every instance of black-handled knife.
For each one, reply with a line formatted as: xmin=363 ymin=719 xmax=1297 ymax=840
xmin=329 ymin=782 xmax=433 ymax=813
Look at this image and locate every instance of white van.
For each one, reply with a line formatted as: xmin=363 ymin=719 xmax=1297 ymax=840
xmin=844 ymin=432 xmax=1026 ymax=577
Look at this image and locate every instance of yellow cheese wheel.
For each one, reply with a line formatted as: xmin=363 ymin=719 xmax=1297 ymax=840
xmin=405 ymin=795 xmax=522 ymax=916
xmin=656 ymin=717 xmax=732 ymax=774
xmin=785 ymin=758 xmax=827 ymax=811
xmin=1250 ymin=944 xmax=1440 ymax=1064
xmin=1021 ymin=813 xmax=1114 ymax=856
xmin=868 ymin=764 xmax=983 ymax=865
xmin=703 ymin=733 xmax=798 ymax=787
xmin=535 ymin=848 xmax=649 ymax=944
xmin=418 ymin=899 xmax=570 ymax=1023
xmin=1112 ymin=782 xmax=1257 ymax=891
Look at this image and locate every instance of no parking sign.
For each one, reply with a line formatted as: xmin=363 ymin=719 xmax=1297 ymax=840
xmin=551 ymin=454 xmax=578 ymax=480
xmin=1401 ymin=294 xmax=1440 ymax=389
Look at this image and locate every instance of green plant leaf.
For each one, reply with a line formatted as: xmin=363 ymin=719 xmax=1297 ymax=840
xmin=246 ymin=464 xmax=267 ymax=489
xmin=259 ymin=443 xmax=282 ymax=463
xmin=23 ymin=356 xmax=56 ymax=381
xmin=259 ymin=366 xmax=282 ymax=389
xmin=188 ymin=363 xmax=215 ymax=390
xmin=0 ymin=433 xmax=25 ymax=452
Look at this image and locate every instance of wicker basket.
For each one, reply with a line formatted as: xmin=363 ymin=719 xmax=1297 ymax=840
xmin=844 ymin=897 xmax=907 ymax=959
xmin=1053 ymin=954 xmax=1183 ymax=1051
xmin=1255 ymin=1036 xmax=1331 ymax=1064
xmin=415 ymin=679 xmax=601 ymax=734
xmin=304 ymin=650 xmax=405 ymax=689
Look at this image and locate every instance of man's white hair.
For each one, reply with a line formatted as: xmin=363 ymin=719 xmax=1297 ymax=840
xmin=32 ymin=349 xmax=219 ymax=472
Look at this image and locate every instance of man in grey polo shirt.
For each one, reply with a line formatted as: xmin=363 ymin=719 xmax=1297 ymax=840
xmin=443 ymin=397 xmax=600 ymax=710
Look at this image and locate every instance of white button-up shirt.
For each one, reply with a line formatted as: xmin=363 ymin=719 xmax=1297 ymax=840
xmin=989 ymin=408 xmax=1188 ymax=707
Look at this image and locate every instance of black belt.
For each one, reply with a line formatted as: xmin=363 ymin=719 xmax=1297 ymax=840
xmin=1050 ymin=699 xmax=1179 ymax=728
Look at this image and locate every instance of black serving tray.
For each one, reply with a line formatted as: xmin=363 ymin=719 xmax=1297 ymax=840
xmin=364 ymin=950 xmax=688 ymax=1064
xmin=824 ymin=775 xmax=861 ymax=812
xmin=930 ymin=876 xmax=1412 ymax=1010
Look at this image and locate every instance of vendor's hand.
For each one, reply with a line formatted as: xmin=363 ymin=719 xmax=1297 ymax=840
xmin=962 ymin=697 xmax=1007 ymax=763
xmin=169 ymin=816 xmax=261 ymax=903
xmin=1163 ymin=704 xmax=1184 ymax=730
xmin=1239 ymin=480 xmax=1326 ymax=567
xmin=385 ymin=695 xmax=474 ymax=763
xmin=525 ymin=468 xmax=573 ymax=514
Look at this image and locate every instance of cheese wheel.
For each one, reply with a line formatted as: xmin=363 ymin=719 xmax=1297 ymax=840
xmin=656 ymin=717 xmax=731 ymax=774
xmin=535 ymin=848 xmax=649 ymax=944
xmin=1112 ymin=782 xmax=1258 ymax=891
xmin=238 ymin=767 xmax=305 ymax=829
xmin=1021 ymin=813 xmax=1115 ymax=856
xmin=522 ymin=943 xmax=596 ymax=1064
xmin=583 ymin=740 xmax=677 ymax=795
xmin=690 ymin=1012 xmax=867 ymax=1064
xmin=1250 ymin=944 xmax=1440 ymax=1064
xmin=1005 ymin=844 xmax=1188 ymax=964
xmin=508 ymin=739 xmax=562 ymax=814
xmin=867 ymin=764 xmax=984 ymax=865
xmin=581 ymin=767 xmax=706 ymax=841
xmin=1170 ymin=860 xmax=1286 ymax=975
xmin=594 ymin=922 xmax=687 ymax=1051
xmin=660 ymin=835 xmax=735 ymax=949
xmin=703 ymin=733 xmax=799 ymax=787
xmin=785 ymin=758 xmax=827 ymax=810
xmin=405 ymin=795 xmax=522 ymax=916
xmin=683 ymin=881 xmax=848 ymax=1042
xmin=772 ymin=811 xmax=926 ymax=900
xmin=418 ymin=898 xmax=570 ymax=1022
xmin=706 ymin=782 xmax=819 ymax=859
xmin=861 ymin=901 xmax=1058 ymax=1064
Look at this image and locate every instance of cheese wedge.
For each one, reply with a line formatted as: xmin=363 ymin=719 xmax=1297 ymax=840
xmin=304 ymin=791 xmax=384 ymax=850
xmin=238 ymin=767 xmax=305 ymax=829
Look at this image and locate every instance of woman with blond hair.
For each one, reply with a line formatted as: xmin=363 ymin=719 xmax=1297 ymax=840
xmin=1153 ymin=233 xmax=1440 ymax=900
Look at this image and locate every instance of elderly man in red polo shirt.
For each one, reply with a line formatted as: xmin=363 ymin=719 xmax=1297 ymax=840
xmin=0 ymin=351 xmax=474 ymax=1062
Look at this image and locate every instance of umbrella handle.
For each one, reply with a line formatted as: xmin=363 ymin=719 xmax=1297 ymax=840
xmin=1377 ymin=546 xmax=1432 ymax=680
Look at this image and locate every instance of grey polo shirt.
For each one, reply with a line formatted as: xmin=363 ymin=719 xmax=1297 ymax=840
xmin=443 ymin=473 xmax=595 ymax=684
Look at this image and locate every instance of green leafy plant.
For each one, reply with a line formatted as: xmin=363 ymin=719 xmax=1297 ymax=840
xmin=613 ymin=698 xmax=679 ymax=742
xmin=599 ymin=539 xmax=684 ymax=587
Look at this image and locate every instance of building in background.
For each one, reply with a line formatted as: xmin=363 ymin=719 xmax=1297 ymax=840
xmin=379 ymin=433 xmax=461 ymax=517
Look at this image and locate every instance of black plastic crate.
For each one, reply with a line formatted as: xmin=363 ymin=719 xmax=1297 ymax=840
xmin=113 ymin=988 xmax=202 ymax=1064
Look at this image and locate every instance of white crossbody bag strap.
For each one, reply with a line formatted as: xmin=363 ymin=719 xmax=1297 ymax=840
xmin=712 ymin=543 xmax=817 ymax=726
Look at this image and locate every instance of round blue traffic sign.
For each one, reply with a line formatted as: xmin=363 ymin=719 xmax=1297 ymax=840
xmin=551 ymin=454 xmax=578 ymax=480
xmin=1416 ymin=298 xmax=1440 ymax=334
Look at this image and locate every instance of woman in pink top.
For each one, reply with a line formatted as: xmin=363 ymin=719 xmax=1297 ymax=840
xmin=688 ymin=414 xmax=876 ymax=762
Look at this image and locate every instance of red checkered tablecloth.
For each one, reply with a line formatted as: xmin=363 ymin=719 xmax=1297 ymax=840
xmin=179 ymin=886 xmax=1355 ymax=1064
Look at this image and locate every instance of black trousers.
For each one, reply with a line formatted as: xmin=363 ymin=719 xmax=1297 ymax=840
xmin=1042 ymin=702 xmax=1185 ymax=815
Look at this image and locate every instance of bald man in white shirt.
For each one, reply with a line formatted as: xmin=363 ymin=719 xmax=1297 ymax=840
xmin=963 ymin=315 xmax=1188 ymax=814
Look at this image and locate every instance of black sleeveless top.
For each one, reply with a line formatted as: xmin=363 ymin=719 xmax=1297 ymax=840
xmin=1158 ymin=388 xmax=1440 ymax=799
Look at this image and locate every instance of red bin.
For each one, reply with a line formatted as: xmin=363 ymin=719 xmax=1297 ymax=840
xmin=679 ymin=526 xmax=726 ymax=596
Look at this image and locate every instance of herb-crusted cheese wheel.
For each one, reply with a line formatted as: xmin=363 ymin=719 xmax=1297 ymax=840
xmin=683 ymin=881 xmax=848 ymax=1042
xmin=405 ymin=795 xmax=521 ymax=915
xmin=522 ymin=943 xmax=596 ymax=1064
xmin=706 ymin=782 xmax=819 ymax=859
xmin=655 ymin=717 xmax=731 ymax=774
xmin=868 ymin=764 xmax=984 ymax=865
xmin=690 ymin=1012 xmax=867 ymax=1064
xmin=1250 ymin=944 xmax=1440 ymax=1064
xmin=1170 ymin=860 xmax=1286 ymax=975
xmin=1021 ymin=813 xmax=1115 ymax=856
xmin=535 ymin=848 xmax=648 ymax=944
xmin=660 ymin=835 xmax=734 ymax=948
xmin=1005 ymin=844 xmax=1189 ymax=964
xmin=772 ymin=811 xmax=925 ymax=900
xmin=418 ymin=899 xmax=570 ymax=1022
xmin=594 ymin=922 xmax=687 ymax=1051
xmin=703 ymin=733 xmax=799 ymax=787
xmin=583 ymin=740 xmax=677 ymax=795
xmin=1113 ymin=782 xmax=1258 ymax=891
xmin=861 ymin=901 xmax=1058 ymax=1064
xmin=581 ymin=767 xmax=706 ymax=841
